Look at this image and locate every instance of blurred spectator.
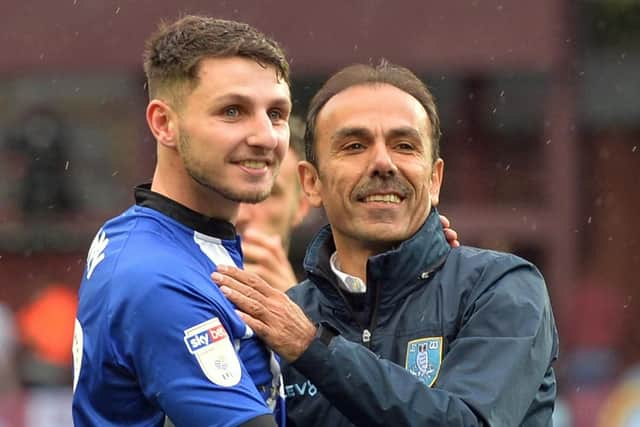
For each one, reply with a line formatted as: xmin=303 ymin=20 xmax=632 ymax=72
xmin=563 ymin=276 xmax=628 ymax=427
xmin=17 ymin=284 xmax=76 ymax=387
xmin=553 ymin=397 xmax=573 ymax=427
xmin=5 ymin=106 xmax=75 ymax=217
xmin=0 ymin=302 xmax=26 ymax=426
xmin=597 ymin=364 xmax=640 ymax=427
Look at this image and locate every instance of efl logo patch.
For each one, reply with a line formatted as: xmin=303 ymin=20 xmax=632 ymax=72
xmin=184 ymin=317 xmax=241 ymax=387
xmin=405 ymin=337 xmax=442 ymax=387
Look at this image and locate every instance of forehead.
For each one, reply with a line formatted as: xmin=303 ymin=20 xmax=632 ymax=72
xmin=190 ymin=56 xmax=291 ymax=104
xmin=316 ymin=84 xmax=429 ymax=138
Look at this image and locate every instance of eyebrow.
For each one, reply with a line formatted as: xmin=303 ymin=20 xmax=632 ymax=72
xmin=386 ymin=126 xmax=422 ymax=141
xmin=213 ymin=93 xmax=292 ymax=110
xmin=331 ymin=126 xmax=422 ymax=142
xmin=332 ymin=127 xmax=373 ymax=143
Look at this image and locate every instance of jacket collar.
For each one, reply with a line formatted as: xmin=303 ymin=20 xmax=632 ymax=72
xmin=134 ymin=184 xmax=237 ymax=240
xmin=303 ymin=208 xmax=450 ymax=305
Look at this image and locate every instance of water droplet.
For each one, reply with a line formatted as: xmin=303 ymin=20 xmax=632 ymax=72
xmin=505 ymin=164 xmax=511 ymax=171
xmin=112 ymin=171 xmax=119 ymax=176
xmin=608 ymin=235 xmax=613 ymax=241
xmin=546 ymin=139 xmax=552 ymax=145
xmin=65 ymin=160 xmax=70 ymax=170
xmin=633 ymin=146 xmax=637 ymax=153
xmin=115 ymin=6 xmax=120 ymax=14
xmin=587 ymin=216 xmax=592 ymax=224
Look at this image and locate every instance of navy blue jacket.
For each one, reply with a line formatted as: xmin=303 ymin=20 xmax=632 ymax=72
xmin=284 ymin=209 xmax=559 ymax=426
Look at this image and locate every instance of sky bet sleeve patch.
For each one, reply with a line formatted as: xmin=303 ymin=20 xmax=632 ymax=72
xmin=184 ymin=317 xmax=242 ymax=387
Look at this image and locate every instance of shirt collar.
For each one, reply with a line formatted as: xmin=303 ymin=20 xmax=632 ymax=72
xmin=134 ymin=183 xmax=237 ymax=240
xmin=329 ymin=252 xmax=366 ymax=294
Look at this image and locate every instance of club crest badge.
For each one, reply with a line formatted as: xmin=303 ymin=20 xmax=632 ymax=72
xmin=405 ymin=337 xmax=443 ymax=387
xmin=184 ymin=317 xmax=241 ymax=386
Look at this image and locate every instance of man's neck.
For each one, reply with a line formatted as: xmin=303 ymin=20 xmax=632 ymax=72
xmin=332 ymin=235 xmax=391 ymax=284
xmin=150 ymin=165 xmax=238 ymax=221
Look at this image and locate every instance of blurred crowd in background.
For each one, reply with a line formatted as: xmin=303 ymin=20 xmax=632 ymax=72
xmin=1 ymin=1 xmax=639 ymax=426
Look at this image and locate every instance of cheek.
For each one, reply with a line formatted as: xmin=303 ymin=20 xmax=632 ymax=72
xmin=276 ymin=131 xmax=289 ymax=155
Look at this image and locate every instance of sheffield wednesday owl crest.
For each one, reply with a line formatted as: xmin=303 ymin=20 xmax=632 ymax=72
xmin=405 ymin=337 xmax=442 ymax=387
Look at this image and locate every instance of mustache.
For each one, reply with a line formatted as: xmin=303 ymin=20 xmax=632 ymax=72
xmin=352 ymin=175 xmax=412 ymax=200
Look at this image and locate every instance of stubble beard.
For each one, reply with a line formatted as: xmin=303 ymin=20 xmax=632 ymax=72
xmin=179 ymin=133 xmax=273 ymax=204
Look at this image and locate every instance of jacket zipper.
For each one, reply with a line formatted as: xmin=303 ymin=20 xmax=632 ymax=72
xmin=362 ymin=253 xmax=447 ymax=347
xmin=362 ymin=280 xmax=382 ymax=348
xmin=325 ymin=252 xmax=448 ymax=348
xmin=329 ymin=282 xmax=376 ymax=348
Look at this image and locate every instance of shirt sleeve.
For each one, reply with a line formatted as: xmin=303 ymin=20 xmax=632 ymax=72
xmin=113 ymin=264 xmax=274 ymax=427
xmin=288 ymin=262 xmax=558 ymax=426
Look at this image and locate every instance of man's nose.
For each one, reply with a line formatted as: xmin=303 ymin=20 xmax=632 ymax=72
xmin=246 ymin=113 xmax=278 ymax=150
xmin=369 ymin=141 xmax=398 ymax=177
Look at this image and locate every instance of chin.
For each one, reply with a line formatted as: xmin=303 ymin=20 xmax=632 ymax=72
xmin=205 ymin=182 xmax=271 ymax=204
xmin=355 ymin=228 xmax=408 ymax=246
xmin=229 ymin=188 xmax=272 ymax=204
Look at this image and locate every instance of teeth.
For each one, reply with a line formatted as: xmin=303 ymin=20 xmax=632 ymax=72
xmin=241 ymin=160 xmax=267 ymax=169
xmin=364 ymin=194 xmax=401 ymax=203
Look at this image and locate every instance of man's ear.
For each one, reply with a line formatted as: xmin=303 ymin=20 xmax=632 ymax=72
xmin=146 ymin=99 xmax=178 ymax=148
xmin=429 ymin=158 xmax=444 ymax=207
xmin=298 ymin=161 xmax=323 ymax=208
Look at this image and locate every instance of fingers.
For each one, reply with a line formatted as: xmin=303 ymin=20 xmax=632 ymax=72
xmin=242 ymin=229 xmax=287 ymax=263
xmin=444 ymin=228 xmax=460 ymax=248
xmin=240 ymin=229 xmax=297 ymax=291
xmin=213 ymin=269 xmax=267 ymax=312
xmin=242 ymin=240 xmax=289 ymax=272
xmin=244 ymin=262 xmax=297 ymax=292
xmin=439 ymin=214 xmax=451 ymax=229
xmin=213 ymin=265 xmax=272 ymax=299
xmin=439 ymin=214 xmax=461 ymax=247
xmin=211 ymin=266 xmax=315 ymax=361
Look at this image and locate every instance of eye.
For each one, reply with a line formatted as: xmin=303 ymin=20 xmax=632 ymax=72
xmin=395 ymin=142 xmax=414 ymax=151
xmin=268 ymin=109 xmax=281 ymax=121
xmin=223 ymin=106 xmax=240 ymax=118
xmin=344 ymin=142 xmax=365 ymax=151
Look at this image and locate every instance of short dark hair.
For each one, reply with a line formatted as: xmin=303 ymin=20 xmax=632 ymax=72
xmin=304 ymin=61 xmax=441 ymax=165
xmin=143 ymin=15 xmax=290 ymax=104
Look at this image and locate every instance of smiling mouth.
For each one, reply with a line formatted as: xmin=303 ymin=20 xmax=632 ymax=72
xmin=239 ymin=160 xmax=268 ymax=169
xmin=362 ymin=193 xmax=402 ymax=204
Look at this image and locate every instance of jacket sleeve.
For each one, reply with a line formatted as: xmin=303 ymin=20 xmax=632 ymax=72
xmin=290 ymin=263 xmax=558 ymax=426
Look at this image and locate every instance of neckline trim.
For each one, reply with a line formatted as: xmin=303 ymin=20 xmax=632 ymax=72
xmin=134 ymin=184 xmax=237 ymax=240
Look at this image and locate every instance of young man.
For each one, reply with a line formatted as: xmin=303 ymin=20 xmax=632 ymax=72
xmin=214 ymin=62 xmax=559 ymax=426
xmin=73 ymin=16 xmax=291 ymax=426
